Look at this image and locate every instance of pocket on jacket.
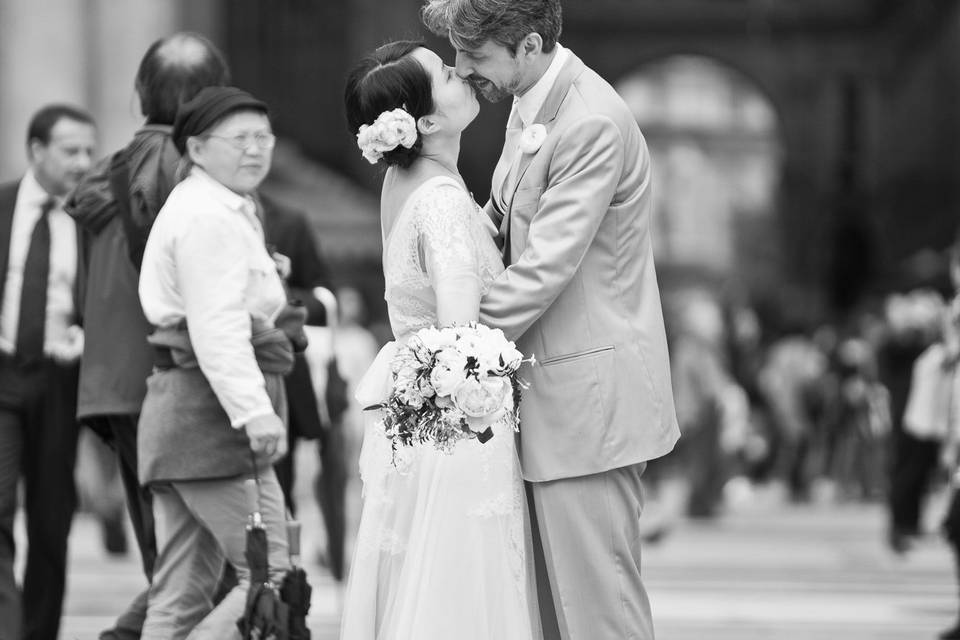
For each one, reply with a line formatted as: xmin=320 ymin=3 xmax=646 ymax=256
xmin=540 ymin=345 xmax=615 ymax=367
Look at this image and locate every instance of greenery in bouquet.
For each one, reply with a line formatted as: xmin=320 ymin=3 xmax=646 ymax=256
xmin=372 ymin=323 xmax=532 ymax=462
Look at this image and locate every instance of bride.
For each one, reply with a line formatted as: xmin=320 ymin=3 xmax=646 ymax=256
xmin=340 ymin=41 xmax=540 ymax=639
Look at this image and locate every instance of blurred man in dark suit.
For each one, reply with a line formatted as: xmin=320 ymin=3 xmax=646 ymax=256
xmin=0 ymin=103 xmax=95 ymax=640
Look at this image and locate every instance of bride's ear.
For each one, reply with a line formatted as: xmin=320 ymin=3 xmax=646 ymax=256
xmin=417 ymin=116 xmax=439 ymax=136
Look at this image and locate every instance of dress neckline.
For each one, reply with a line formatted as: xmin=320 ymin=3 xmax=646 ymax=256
xmin=382 ymin=175 xmax=464 ymax=253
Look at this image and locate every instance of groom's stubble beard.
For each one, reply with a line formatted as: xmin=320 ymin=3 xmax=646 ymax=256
xmin=469 ymin=76 xmax=511 ymax=103
xmin=469 ymin=64 xmax=523 ymax=104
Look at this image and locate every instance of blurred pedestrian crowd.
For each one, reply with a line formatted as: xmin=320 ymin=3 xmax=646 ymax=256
xmin=643 ymin=270 xmax=960 ymax=562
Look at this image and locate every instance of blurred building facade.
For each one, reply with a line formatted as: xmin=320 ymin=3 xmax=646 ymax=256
xmin=0 ymin=0 xmax=221 ymax=176
xmin=2 ymin=0 xmax=959 ymax=326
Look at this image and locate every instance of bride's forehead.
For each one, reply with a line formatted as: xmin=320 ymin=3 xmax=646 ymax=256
xmin=412 ymin=47 xmax=442 ymax=73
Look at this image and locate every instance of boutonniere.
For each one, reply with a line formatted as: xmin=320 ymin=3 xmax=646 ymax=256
xmin=518 ymin=124 xmax=547 ymax=155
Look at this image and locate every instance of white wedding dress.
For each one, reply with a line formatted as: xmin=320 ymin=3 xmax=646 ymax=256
xmin=339 ymin=176 xmax=539 ymax=640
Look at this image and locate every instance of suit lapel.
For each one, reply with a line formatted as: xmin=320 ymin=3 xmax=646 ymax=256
xmin=0 ymin=182 xmax=21 ymax=317
xmin=501 ymin=53 xmax=586 ymax=262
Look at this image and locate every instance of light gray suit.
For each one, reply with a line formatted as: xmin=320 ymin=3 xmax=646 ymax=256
xmin=480 ymin=51 xmax=680 ymax=640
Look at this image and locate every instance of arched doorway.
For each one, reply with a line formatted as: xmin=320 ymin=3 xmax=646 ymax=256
xmin=616 ymin=55 xmax=783 ymax=295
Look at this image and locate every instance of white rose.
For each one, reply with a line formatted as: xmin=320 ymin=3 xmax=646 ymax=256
xmin=478 ymin=339 xmax=522 ymax=375
xmin=477 ymin=340 xmax=505 ymax=374
xmin=355 ymin=108 xmax=418 ymax=164
xmin=430 ymin=348 xmax=469 ymax=397
xmin=452 ymin=377 xmax=509 ymax=418
xmin=455 ymin=331 xmax=481 ymax=354
xmin=418 ymin=326 xmax=457 ymax=353
xmin=430 ymin=365 xmax=462 ymax=398
xmin=519 ymin=124 xmax=547 ymax=154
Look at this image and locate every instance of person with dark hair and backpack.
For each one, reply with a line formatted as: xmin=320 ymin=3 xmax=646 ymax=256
xmin=64 ymin=31 xmax=229 ymax=640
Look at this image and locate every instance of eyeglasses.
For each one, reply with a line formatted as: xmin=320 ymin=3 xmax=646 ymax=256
xmin=206 ymin=132 xmax=276 ymax=151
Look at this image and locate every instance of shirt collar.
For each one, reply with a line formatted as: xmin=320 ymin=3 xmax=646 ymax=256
xmin=136 ymin=123 xmax=174 ymax=136
xmin=19 ymin=169 xmax=59 ymax=209
xmin=190 ymin=166 xmax=257 ymax=220
xmin=514 ymin=43 xmax=570 ymax=128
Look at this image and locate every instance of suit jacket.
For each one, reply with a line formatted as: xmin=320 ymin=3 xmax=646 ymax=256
xmin=0 ymin=181 xmax=86 ymax=349
xmin=261 ymin=194 xmax=331 ymax=440
xmin=261 ymin=194 xmax=330 ymax=326
xmin=479 ymin=52 xmax=680 ymax=482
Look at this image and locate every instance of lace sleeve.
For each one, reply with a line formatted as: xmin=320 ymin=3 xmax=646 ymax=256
xmin=415 ymin=183 xmax=482 ymax=326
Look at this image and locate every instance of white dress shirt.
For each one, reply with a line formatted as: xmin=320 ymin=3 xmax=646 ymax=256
xmin=495 ymin=44 xmax=571 ymax=211
xmin=513 ymin=43 xmax=570 ymax=128
xmin=139 ymin=167 xmax=286 ymax=428
xmin=0 ymin=169 xmax=77 ymax=356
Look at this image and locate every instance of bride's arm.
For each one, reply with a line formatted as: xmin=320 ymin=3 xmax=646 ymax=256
xmin=418 ymin=185 xmax=483 ymax=326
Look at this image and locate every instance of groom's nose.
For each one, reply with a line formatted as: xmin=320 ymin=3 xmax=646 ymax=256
xmin=454 ymin=53 xmax=472 ymax=78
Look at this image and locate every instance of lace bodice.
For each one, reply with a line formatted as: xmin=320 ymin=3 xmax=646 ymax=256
xmin=382 ymin=176 xmax=504 ymax=341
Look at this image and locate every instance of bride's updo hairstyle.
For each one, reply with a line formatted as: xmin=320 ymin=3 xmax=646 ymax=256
xmin=344 ymin=40 xmax=434 ymax=169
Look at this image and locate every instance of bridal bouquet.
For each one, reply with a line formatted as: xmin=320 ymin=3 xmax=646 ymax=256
xmin=371 ymin=323 xmax=532 ymax=461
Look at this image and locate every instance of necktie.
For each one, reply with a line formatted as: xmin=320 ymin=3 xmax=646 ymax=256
xmin=15 ymin=198 xmax=55 ymax=365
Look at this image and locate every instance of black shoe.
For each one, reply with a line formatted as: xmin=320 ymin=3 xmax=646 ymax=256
xmin=888 ymin=528 xmax=913 ymax=555
xmin=940 ymin=622 xmax=960 ymax=639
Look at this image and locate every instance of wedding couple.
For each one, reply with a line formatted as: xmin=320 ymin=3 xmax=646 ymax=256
xmin=340 ymin=1 xmax=679 ymax=638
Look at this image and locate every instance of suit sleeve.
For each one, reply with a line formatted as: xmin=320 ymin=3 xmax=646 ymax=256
xmin=479 ymin=114 xmax=625 ymax=340
xmin=261 ymin=197 xmax=331 ymax=326
xmin=285 ymin=213 xmax=331 ymax=326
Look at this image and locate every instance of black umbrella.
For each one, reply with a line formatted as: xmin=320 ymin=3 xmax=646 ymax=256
xmin=315 ymin=415 xmax=348 ymax=581
xmin=237 ymin=478 xmax=290 ymax=640
xmin=280 ymin=520 xmax=312 ymax=640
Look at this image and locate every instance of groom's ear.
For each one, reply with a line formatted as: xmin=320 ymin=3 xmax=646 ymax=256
xmin=520 ymin=33 xmax=543 ymax=58
xmin=417 ymin=116 xmax=439 ymax=136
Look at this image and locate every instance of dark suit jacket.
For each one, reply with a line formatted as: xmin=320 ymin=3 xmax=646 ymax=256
xmin=0 ymin=181 xmax=86 ymax=338
xmin=260 ymin=194 xmax=330 ymax=440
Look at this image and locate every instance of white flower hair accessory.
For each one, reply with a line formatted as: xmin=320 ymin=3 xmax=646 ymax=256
xmin=518 ymin=124 xmax=547 ymax=154
xmin=356 ymin=108 xmax=418 ymax=164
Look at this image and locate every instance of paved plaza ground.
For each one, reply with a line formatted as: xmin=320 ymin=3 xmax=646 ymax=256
xmin=38 ymin=451 xmax=958 ymax=639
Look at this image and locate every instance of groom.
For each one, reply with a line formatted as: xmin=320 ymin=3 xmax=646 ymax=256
xmin=423 ymin=1 xmax=680 ymax=638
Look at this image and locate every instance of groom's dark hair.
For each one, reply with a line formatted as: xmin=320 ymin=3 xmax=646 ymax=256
xmin=344 ymin=40 xmax=434 ymax=169
xmin=422 ymin=0 xmax=562 ymax=54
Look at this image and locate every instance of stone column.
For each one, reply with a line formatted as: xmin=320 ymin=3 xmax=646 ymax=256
xmin=86 ymin=0 xmax=183 ymax=156
xmin=0 ymin=0 xmax=221 ymax=180
xmin=0 ymin=0 xmax=88 ymax=180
